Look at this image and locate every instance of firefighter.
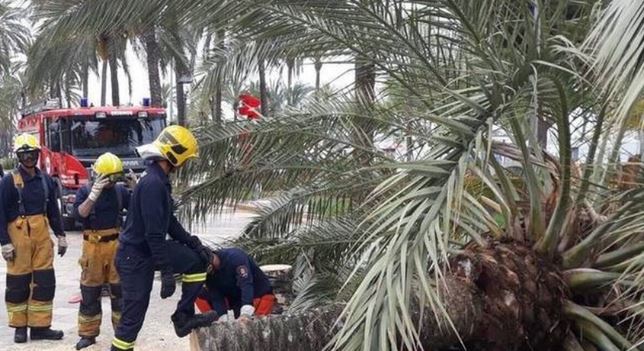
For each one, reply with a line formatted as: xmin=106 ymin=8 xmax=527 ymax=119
xmin=0 ymin=133 xmax=67 ymax=343
xmin=111 ymin=125 xmax=216 ymax=351
xmin=196 ymin=248 xmax=275 ymax=321
xmin=73 ymin=152 xmax=130 ymax=350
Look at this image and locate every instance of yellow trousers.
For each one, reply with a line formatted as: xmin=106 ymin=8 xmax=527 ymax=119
xmin=5 ymin=215 xmax=55 ymax=328
xmin=77 ymin=228 xmax=121 ymax=337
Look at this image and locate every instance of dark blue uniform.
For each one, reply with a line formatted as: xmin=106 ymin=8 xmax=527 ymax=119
xmin=0 ymin=167 xmax=64 ymax=245
xmin=202 ymin=248 xmax=272 ymax=317
xmin=113 ymin=162 xmax=206 ymax=349
xmin=74 ymin=184 xmax=130 ymax=230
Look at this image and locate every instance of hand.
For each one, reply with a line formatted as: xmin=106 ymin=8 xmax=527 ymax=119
xmin=88 ymin=175 xmax=109 ymax=202
xmin=217 ymin=314 xmax=229 ymax=323
xmin=1 ymin=243 xmax=15 ymax=262
xmin=57 ymin=236 xmax=68 ymax=257
xmin=197 ymin=245 xmax=213 ymax=265
xmin=160 ymin=271 xmax=176 ymax=299
xmin=126 ymin=169 xmax=138 ymax=189
xmin=186 ymin=235 xmax=202 ymax=249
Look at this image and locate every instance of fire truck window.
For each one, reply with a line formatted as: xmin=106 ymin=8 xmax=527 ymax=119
xmin=70 ymin=117 xmax=164 ymax=157
xmin=48 ymin=121 xmax=61 ymax=152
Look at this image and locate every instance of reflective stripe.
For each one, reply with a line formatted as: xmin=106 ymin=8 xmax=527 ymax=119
xmin=112 ymin=337 xmax=135 ymax=349
xmin=28 ymin=304 xmax=53 ymax=312
xmin=79 ymin=314 xmax=102 ymax=323
xmin=7 ymin=304 xmax=27 ymax=312
xmin=182 ymin=272 xmax=206 ymax=283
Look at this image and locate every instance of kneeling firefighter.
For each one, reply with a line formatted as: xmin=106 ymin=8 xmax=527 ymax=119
xmin=111 ymin=125 xmax=216 ymax=351
xmin=0 ymin=133 xmax=67 ymax=343
xmin=73 ymin=153 xmax=130 ymax=350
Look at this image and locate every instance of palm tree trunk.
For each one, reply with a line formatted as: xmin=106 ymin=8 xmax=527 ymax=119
xmin=193 ymin=280 xmax=480 ymax=351
xmin=353 ymin=56 xmax=376 ymax=172
xmin=82 ymin=61 xmax=89 ymax=98
xmin=109 ymin=52 xmax=120 ymax=106
xmin=258 ymin=59 xmax=268 ymax=117
xmin=193 ymin=242 xmax=566 ymax=351
xmin=176 ymin=68 xmax=186 ymax=126
xmin=144 ymin=28 xmax=162 ymax=107
xmin=314 ymin=58 xmax=322 ymax=91
xmin=213 ymin=29 xmax=225 ymax=123
xmin=101 ymin=59 xmax=108 ymax=106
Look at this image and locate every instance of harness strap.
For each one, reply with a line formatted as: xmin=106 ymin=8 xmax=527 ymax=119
xmin=12 ymin=171 xmax=50 ymax=217
xmin=11 ymin=172 xmax=26 ymax=217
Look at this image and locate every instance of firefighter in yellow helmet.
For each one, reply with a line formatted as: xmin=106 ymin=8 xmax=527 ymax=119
xmin=0 ymin=133 xmax=67 ymax=343
xmin=111 ymin=125 xmax=215 ymax=351
xmin=73 ymin=153 xmax=131 ymax=350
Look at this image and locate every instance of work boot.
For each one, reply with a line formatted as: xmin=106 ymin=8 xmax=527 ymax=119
xmin=171 ymin=311 xmax=218 ymax=337
xmin=14 ymin=327 xmax=27 ymax=343
xmin=30 ymin=326 xmax=64 ymax=340
xmin=75 ymin=336 xmax=96 ymax=350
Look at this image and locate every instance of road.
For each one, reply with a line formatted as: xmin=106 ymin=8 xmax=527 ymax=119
xmin=0 ymin=209 xmax=256 ymax=351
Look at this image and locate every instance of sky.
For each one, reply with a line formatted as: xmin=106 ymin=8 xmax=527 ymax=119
xmin=85 ymin=45 xmax=356 ymax=123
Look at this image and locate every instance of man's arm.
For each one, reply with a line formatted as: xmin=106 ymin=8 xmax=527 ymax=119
xmin=73 ymin=187 xmax=92 ymax=219
xmin=45 ymin=176 xmax=64 ymax=237
xmin=0 ymin=176 xmax=11 ymax=245
xmin=140 ymin=181 xmax=170 ymax=269
xmin=234 ymin=257 xmax=256 ymax=316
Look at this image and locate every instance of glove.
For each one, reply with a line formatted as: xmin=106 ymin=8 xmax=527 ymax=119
xmin=186 ymin=235 xmax=202 ymax=249
xmin=1 ymin=243 xmax=15 ymax=262
xmin=57 ymin=236 xmax=68 ymax=257
xmin=160 ymin=270 xmax=176 ymax=299
xmin=197 ymin=245 xmax=214 ymax=265
xmin=88 ymin=175 xmax=110 ymax=202
xmin=240 ymin=305 xmax=255 ymax=318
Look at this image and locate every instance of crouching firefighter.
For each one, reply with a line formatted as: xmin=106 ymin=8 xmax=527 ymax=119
xmin=111 ymin=125 xmax=216 ymax=351
xmin=0 ymin=133 xmax=67 ymax=343
xmin=196 ymin=248 xmax=275 ymax=321
xmin=73 ymin=153 xmax=130 ymax=350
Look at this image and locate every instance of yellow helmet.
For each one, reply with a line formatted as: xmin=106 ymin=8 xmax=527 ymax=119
xmin=152 ymin=125 xmax=199 ymax=167
xmin=93 ymin=152 xmax=124 ymax=176
xmin=13 ymin=133 xmax=40 ymax=153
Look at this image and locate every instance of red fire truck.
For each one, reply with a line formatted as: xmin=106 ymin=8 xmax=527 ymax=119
xmin=17 ymin=99 xmax=167 ymax=230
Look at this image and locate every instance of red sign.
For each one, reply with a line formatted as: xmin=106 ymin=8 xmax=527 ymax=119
xmin=238 ymin=94 xmax=261 ymax=120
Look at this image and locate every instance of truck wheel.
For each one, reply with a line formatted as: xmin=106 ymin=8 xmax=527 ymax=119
xmin=55 ymin=178 xmax=78 ymax=231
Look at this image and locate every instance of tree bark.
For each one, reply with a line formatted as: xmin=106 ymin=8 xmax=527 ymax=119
xmin=314 ymin=58 xmax=322 ymax=91
xmin=109 ymin=50 xmax=120 ymax=106
xmin=82 ymin=61 xmax=89 ymax=98
xmin=258 ymin=59 xmax=268 ymax=117
xmin=191 ymin=241 xmax=567 ymax=351
xmin=213 ymin=29 xmax=225 ymax=123
xmin=176 ymin=61 xmax=188 ymax=126
xmin=101 ymin=59 xmax=108 ymax=106
xmin=192 ymin=278 xmax=481 ymax=351
xmin=144 ymin=28 xmax=162 ymax=107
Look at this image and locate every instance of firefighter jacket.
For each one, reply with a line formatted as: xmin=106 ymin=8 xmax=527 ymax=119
xmin=204 ymin=248 xmax=273 ymax=316
xmin=118 ymin=162 xmax=192 ymax=269
xmin=74 ymin=184 xmax=130 ymax=230
xmin=0 ymin=166 xmax=64 ymax=245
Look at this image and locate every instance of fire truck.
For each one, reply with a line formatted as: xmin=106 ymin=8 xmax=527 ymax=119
xmin=17 ymin=99 xmax=167 ymax=230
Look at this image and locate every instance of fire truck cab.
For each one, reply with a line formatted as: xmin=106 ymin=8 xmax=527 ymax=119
xmin=17 ymin=99 xmax=167 ymax=230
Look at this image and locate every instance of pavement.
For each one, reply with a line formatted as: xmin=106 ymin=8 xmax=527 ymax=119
xmin=0 ymin=208 xmax=257 ymax=351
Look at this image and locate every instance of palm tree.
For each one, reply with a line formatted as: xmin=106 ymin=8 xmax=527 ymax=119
xmin=175 ymin=0 xmax=644 ymax=350
xmin=0 ymin=2 xmax=29 ymax=75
